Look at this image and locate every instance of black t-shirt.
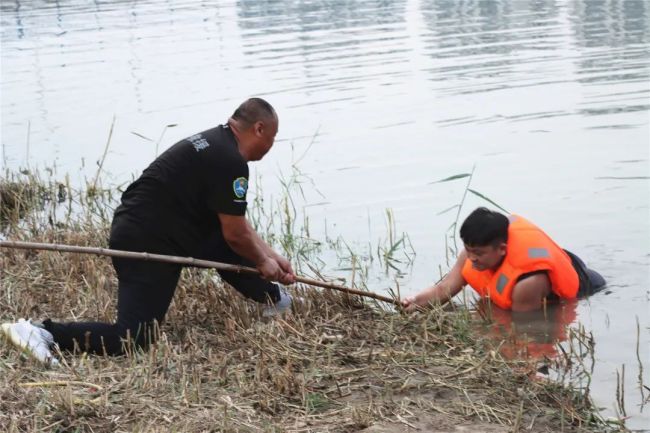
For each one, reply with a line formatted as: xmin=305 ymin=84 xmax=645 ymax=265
xmin=111 ymin=124 xmax=248 ymax=255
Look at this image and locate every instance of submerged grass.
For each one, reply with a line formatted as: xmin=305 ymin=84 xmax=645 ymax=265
xmin=0 ymin=171 xmax=619 ymax=432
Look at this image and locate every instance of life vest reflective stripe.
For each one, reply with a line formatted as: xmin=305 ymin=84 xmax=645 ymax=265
xmin=461 ymin=215 xmax=579 ymax=310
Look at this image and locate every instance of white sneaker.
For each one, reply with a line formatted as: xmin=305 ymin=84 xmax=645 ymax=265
xmin=1 ymin=319 xmax=59 ymax=366
xmin=262 ymin=287 xmax=293 ymax=317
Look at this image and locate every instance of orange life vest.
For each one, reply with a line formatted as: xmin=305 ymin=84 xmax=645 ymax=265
xmin=461 ymin=215 xmax=579 ymax=310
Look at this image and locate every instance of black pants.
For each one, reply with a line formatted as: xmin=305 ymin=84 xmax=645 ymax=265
xmin=564 ymin=250 xmax=606 ymax=296
xmin=43 ymin=229 xmax=280 ymax=356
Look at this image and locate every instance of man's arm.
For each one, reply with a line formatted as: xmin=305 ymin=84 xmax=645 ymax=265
xmin=402 ymin=250 xmax=468 ymax=312
xmin=510 ymin=272 xmax=551 ymax=312
xmin=218 ymin=213 xmax=295 ymax=284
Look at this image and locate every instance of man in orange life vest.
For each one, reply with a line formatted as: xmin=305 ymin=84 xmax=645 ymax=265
xmin=402 ymin=207 xmax=606 ymax=312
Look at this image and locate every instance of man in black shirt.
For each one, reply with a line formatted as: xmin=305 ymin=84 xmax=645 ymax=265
xmin=1 ymin=98 xmax=296 ymax=363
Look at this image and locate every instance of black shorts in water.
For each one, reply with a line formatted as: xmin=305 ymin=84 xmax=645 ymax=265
xmin=564 ymin=250 xmax=607 ymax=297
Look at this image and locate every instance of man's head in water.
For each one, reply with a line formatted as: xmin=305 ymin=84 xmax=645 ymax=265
xmin=460 ymin=207 xmax=509 ymax=271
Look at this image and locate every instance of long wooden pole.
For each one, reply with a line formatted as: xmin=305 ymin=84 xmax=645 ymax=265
xmin=0 ymin=240 xmax=400 ymax=306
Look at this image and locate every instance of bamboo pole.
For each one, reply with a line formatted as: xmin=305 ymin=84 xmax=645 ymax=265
xmin=0 ymin=240 xmax=400 ymax=306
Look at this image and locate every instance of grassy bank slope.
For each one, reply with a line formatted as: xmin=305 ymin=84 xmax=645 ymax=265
xmin=0 ymin=175 xmax=613 ymax=432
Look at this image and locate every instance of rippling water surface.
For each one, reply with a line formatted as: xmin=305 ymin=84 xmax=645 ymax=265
xmin=2 ymin=0 xmax=649 ymax=428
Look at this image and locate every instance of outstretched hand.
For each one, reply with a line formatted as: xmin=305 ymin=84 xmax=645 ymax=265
xmin=401 ymin=295 xmax=424 ymax=312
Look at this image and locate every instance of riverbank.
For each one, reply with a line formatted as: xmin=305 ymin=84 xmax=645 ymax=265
xmin=0 ymin=176 xmax=618 ymax=432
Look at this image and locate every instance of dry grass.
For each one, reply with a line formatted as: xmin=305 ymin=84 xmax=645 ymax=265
xmin=0 ymin=175 xmax=618 ymax=432
xmin=0 ymin=176 xmax=47 ymax=227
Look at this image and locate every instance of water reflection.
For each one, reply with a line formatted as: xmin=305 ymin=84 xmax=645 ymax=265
xmin=235 ymin=0 xmax=409 ymax=103
xmin=476 ymin=299 xmax=578 ymax=361
xmin=419 ymin=0 xmax=650 ymax=124
xmin=570 ymin=0 xmax=649 ymax=48
xmin=421 ymin=0 xmax=560 ymax=55
xmin=420 ymin=0 xmax=563 ymax=92
xmin=568 ymin=0 xmax=650 ymax=128
xmin=236 ymin=0 xmax=406 ymax=33
xmin=571 ymin=0 xmax=650 ymax=88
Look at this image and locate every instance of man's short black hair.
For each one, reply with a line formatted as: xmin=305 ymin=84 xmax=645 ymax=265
xmin=231 ymin=97 xmax=276 ymax=127
xmin=460 ymin=207 xmax=509 ymax=247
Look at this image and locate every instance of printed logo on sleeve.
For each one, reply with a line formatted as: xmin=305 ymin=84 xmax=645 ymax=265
xmin=233 ymin=177 xmax=248 ymax=199
xmin=187 ymin=133 xmax=210 ymax=152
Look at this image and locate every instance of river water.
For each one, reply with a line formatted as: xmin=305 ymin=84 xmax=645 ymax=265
xmin=2 ymin=0 xmax=649 ymax=429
